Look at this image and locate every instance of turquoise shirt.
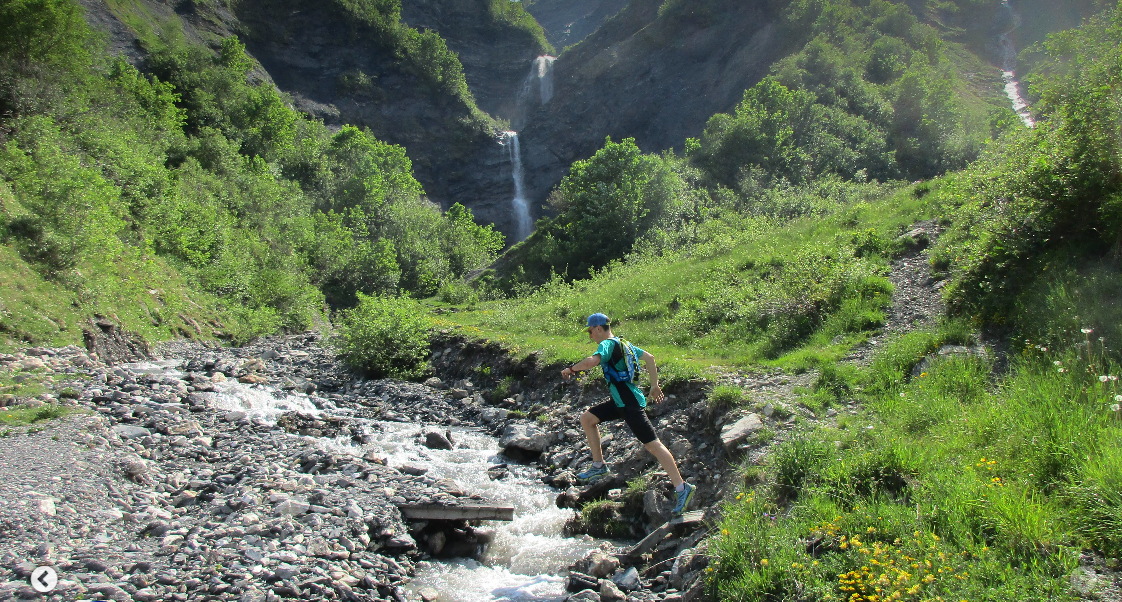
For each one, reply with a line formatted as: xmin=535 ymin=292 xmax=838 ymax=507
xmin=596 ymin=338 xmax=647 ymax=408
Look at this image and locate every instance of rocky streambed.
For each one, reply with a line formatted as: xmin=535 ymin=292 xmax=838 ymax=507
xmin=0 ymin=331 xmax=820 ymax=602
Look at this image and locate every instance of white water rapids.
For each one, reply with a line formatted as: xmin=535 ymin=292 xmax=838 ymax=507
xmin=150 ymin=366 xmax=600 ymax=602
xmin=333 ymin=422 xmax=600 ymax=602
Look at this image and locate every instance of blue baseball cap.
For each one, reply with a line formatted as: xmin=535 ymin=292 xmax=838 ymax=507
xmin=586 ymin=313 xmax=610 ymax=328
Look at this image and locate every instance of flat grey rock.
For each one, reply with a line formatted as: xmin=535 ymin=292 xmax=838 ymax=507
xmin=112 ymin=425 xmax=151 ymax=440
xmin=719 ymin=413 xmax=763 ymax=452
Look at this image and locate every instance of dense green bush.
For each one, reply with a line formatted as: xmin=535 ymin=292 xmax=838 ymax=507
xmin=695 ymin=0 xmax=995 ymax=202
xmin=335 ymin=293 xmax=432 ymax=379
xmin=497 ymin=138 xmax=690 ymax=289
xmin=695 ymin=78 xmax=894 ymax=188
xmin=0 ymin=0 xmax=504 ymax=344
xmin=934 ymin=5 xmax=1122 ymax=340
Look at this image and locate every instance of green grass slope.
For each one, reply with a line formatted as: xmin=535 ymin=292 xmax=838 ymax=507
xmin=433 ymin=3 xmax=1122 ymax=599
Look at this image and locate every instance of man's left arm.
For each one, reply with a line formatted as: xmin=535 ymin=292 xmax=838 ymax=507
xmin=561 ymin=355 xmax=601 ymax=380
xmin=642 ymin=351 xmax=664 ymax=403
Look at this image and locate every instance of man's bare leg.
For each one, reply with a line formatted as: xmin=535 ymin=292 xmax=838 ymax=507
xmin=644 ymin=440 xmax=685 ymax=488
xmin=580 ymin=410 xmax=605 ymax=464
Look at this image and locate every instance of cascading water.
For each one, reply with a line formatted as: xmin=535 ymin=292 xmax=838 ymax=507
xmin=997 ymin=1 xmax=1035 ymax=128
xmin=185 ymin=372 xmax=602 ymax=602
xmin=322 ymin=422 xmax=600 ymax=602
xmin=501 ymin=55 xmax=557 ymax=241
xmin=528 ymin=56 xmax=556 ymax=105
xmin=502 ymin=131 xmax=533 ymax=242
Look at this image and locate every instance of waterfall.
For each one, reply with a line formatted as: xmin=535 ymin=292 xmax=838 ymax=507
xmin=501 ymin=56 xmax=556 ymax=241
xmin=998 ymin=1 xmax=1035 ymax=127
xmin=512 ymin=55 xmax=556 ymax=130
xmin=519 ymin=55 xmax=556 ymax=107
xmin=532 ymin=55 xmax=556 ymax=104
xmin=501 ymin=131 xmax=533 ymax=241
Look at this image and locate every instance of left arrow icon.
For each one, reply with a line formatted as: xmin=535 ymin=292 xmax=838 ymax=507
xmin=30 ymin=566 xmax=58 ymax=593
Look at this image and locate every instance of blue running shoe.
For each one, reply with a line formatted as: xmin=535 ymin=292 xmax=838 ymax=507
xmin=672 ymin=482 xmax=696 ymax=516
xmin=577 ymin=464 xmax=610 ymax=483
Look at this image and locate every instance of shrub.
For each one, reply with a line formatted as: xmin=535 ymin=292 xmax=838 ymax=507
xmin=707 ymin=384 xmax=745 ymax=416
xmin=770 ymin=433 xmax=830 ymax=501
xmin=574 ymin=500 xmax=630 ymax=538
xmin=335 ymin=293 xmax=432 ymax=379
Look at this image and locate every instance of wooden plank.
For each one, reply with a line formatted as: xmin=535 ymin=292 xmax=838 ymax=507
xmin=397 ymin=503 xmax=515 ymax=521
xmin=625 ymin=511 xmax=707 ymax=559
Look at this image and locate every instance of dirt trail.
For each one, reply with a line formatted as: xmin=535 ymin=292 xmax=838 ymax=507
xmin=845 ymin=220 xmax=945 ymax=364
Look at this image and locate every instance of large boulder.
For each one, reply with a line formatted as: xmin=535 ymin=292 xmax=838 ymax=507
xmin=422 ymin=428 xmax=454 ymax=450
xmin=499 ymin=423 xmax=553 ymax=457
xmin=720 ymin=413 xmax=763 ymax=453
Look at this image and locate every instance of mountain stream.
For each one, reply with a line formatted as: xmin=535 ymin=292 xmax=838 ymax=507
xmin=998 ymin=1 xmax=1035 ymax=128
xmin=191 ymin=369 xmax=601 ymax=602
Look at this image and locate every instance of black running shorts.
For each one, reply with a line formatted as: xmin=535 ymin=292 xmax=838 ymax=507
xmin=588 ymin=384 xmax=658 ymax=444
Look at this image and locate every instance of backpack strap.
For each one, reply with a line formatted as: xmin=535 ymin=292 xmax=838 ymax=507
xmin=609 ymin=337 xmax=625 ymax=366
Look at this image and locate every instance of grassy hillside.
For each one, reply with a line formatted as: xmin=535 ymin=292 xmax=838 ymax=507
xmin=446 ymin=179 xmax=925 ymax=374
xmin=433 ymin=3 xmax=1122 ymax=599
xmin=0 ymin=0 xmax=504 ymax=352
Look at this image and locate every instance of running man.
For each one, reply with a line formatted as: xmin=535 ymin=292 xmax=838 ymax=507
xmin=561 ymin=313 xmax=696 ymax=516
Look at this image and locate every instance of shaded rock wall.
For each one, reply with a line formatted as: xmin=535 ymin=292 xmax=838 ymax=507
xmin=524 ymin=0 xmax=630 ymax=50
xmin=516 ymin=0 xmax=788 ymax=220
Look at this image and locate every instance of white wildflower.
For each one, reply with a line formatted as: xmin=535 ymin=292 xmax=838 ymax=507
xmin=1100 ymin=376 xmax=1110 ymax=383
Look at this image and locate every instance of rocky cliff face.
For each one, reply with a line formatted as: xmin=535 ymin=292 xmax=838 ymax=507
xmin=523 ymin=0 xmax=630 ymax=50
xmin=515 ymin=0 xmax=789 ymax=220
xmin=399 ymin=0 xmax=550 ymax=124
xmin=76 ymin=0 xmax=546 ymax=240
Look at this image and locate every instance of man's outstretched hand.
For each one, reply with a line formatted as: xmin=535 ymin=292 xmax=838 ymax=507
xmin=648 ymin=384 xmax=665 ymax=404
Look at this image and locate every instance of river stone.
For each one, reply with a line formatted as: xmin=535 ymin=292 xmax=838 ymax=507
xmin=481 ymin=408 xmax=509 ymax=423
xmin=400 ymin=464 xmax=428 ymax=476
xmin=274 ymin=499 xmax=309 ymax=516
xmin=417 ymin=587 xmax=441 ymax=602
xmin=598 ymin=579 xmax=625 ymax=602
xmin=612 ymin=567 xmax=640 ymax=591
xmin=567 ymin=571 xmax=598 ymax=593
xmin=643 ymin=489 xmax=671 ymax=524
xmin=720 ymin=413 xmax=763 ymax=453
xmin=569 ymin=591 xmax=601 ymax=602
xmin=911 ymin=345 xmax=989 ymax=377
xmin=588 ymin=553 xmax=620 ymax=579
xmin=422 ymin=428 xmax=454 ymax=450
xmin=499 ymin=423 xmax=553 ymax=455
xmin=671 ymin=548 xmax=709 ymax=590
xmin=113 ymin=425 xmax=151 ymax=440
xmin=385 ymin=533 xmax=417 ymax=550
xmin=1069 ymin=567 xmax=1105 ymax=597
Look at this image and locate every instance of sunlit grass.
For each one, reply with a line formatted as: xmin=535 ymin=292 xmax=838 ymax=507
xmin=434 ymin=181 xmax=936 ymax=378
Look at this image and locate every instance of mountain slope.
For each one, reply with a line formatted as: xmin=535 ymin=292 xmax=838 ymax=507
xmin=523 ymin=0 xmax=630 ymax=50
xmin=77 ymin=0 xmax=550 ymax=238
xmin=518 ymin=0 xmax=789 ymax=212
xmin=512 ymin=0 xmax=1101 ymax=219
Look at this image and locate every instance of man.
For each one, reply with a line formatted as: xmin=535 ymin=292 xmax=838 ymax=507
xmin=561 ymin=313 xmax=696 ymax=516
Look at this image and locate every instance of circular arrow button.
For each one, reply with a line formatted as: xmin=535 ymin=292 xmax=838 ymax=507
xmin=30 ymin=566 xmax=58 ymax=593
